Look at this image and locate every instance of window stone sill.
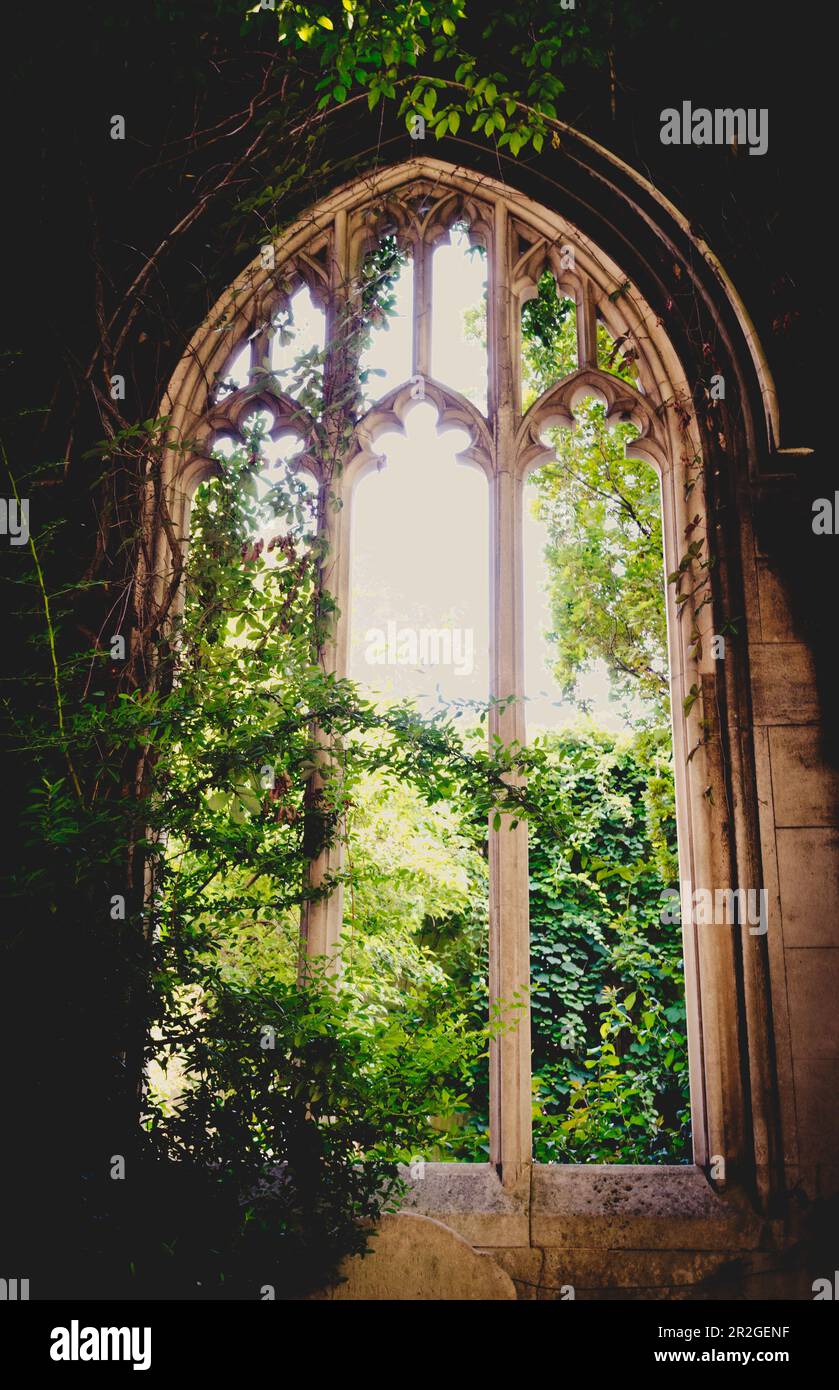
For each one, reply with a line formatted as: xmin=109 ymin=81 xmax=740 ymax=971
xmin=398 ymin=1163 xmax=764 ymax=1252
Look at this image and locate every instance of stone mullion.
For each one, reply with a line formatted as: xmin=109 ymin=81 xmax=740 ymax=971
xmin=301 ymin=209 xmax=352 ymax=966
xmin=248 ymin=316 xmax=272 ymax=389
xmin=412 ymin=237 xmax=433 ymax=379
xmin=577 ymin=277 xmax=599 ymax=370
xmin=488 ymin=200 xmax=532 ymax=1189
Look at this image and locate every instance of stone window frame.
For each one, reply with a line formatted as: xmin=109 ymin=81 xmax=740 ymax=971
xmin=153 ymin=156 xmax=765 ymax=1194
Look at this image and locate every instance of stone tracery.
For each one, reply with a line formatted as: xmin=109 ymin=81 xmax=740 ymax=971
xmin=159 ymin=159 xmax=735 ymax=1190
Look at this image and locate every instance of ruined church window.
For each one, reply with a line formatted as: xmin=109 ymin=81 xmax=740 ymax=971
xmin=171 ymin=171 xmax=703 ymax=1175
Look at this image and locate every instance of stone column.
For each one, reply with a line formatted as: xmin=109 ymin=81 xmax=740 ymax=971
xmin=487 ymin=200 xmax=532 ymax=1188
xmin=301 ymin=209 xmax=352 ymax=967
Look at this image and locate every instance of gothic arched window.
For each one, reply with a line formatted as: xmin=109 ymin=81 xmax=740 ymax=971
xmin=157 ymin=160 xmax=728 ymax=1188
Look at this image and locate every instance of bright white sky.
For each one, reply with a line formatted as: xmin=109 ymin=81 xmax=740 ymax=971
xmin=220 ymin=228 xmax=634 ymax=734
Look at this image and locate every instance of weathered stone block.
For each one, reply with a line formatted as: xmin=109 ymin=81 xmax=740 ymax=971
xmin=756 ymin=561 xmax=801 ymax=643
xmin=750 ymin=644 xmax=819 ymax=725
xmin=768 ymin=728 xmax=839 ymax=827
xmin=398 ymin=1162 xmax=529 ymax=1247
xmin=324 ymin=1213 xmax=517 ymax=1300
xmin=777 ymin=829 xmax=839 ymax=947
xmin=793 ymin=1059 xmax=839 ymax=1164
xmin=785 ymin=949 xmax=839 ymax=1059
xmin=530 ymin=1165 xmax=759 ymax=1250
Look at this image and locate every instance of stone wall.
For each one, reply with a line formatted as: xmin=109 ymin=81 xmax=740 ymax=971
xmin=326 ymin=1164 xmax=823 ymax=1300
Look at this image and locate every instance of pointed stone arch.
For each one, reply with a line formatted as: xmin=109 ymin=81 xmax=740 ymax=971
xmin=152 ymin=153 xmax=784 ymax=1209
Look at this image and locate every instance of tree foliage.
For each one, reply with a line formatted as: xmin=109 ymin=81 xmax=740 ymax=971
xmin=521 ymin=271 xmax=670 ymax=726
xmin=526 ymin=725 xmax=687 ymax=1163
xmin=264 ymin=0 xmax=668 ymax=154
